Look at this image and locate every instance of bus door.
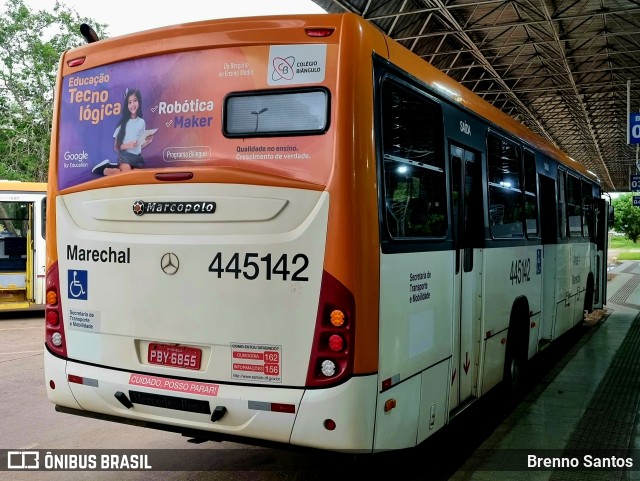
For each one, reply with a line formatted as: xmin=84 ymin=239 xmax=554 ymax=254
xmin=593 ymin=197 xmax=609 ymax=308
xmin=0 ymin=200 xmax=31 ymax=309
xmin=449 ymin=143 xmax=483 ymax=412
xmin=26 ymin=203 xmax=34 ymax=302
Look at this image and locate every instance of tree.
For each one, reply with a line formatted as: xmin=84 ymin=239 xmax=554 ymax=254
xmin=0 ymin=0 xmax=106 ymax=181
xmin=612 ymin=193 xmax=640 ymax=242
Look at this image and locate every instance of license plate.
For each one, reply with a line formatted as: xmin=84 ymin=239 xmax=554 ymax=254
xmin=148 ymin=343 xmax=202 ymax=370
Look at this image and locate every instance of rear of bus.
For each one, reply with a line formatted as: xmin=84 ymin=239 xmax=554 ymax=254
xmin=45 ymin=14 xmax=384 ymax=451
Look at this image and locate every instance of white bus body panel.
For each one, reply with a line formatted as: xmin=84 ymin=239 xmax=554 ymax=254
xmin=56 ymin=185 xmax=328 ymax=387
xmin=376 ymin=250 xmax=454 ymax=449
xmin=371 ymin=360 xmax=450 ymax=451
xmin=481 ymin=245 xmax=543 ymax=337
xmin=541 ymin=242 xmax=594 ymax=342
xmin=47 ymin=347 xmax=378 ymax=451
xmin=374 ymin=375 xmax=422 ymax=451
xmin=378 ymin=251 xmax=454 ymax=387
xmin=480 ymin=245 xmax=542 ymax=394
xmin=290 ymin=375 xmax=377 ymax=451
xmin=551 ymin=243 xmax=575 ymax=337
xmin=45 ymin=349 xmax=83 ymax=410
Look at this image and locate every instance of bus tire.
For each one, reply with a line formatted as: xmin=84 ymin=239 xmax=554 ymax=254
xmin=503 ymin=299 xmax=529 ymax=394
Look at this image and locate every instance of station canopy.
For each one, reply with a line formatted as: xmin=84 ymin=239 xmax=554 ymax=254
xmin=312 ymin=0 xmax=640 ymax=192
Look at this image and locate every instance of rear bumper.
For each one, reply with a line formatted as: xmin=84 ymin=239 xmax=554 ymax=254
xmin=45 ymin=349 xmax=377 ymax=452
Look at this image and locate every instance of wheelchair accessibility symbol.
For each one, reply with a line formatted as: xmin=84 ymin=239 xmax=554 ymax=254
xmin=68 ymin=270 xmax=88 ymax=300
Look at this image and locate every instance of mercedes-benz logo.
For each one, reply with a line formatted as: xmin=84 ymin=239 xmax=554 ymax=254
xmin=160 ymin=253 xmax=179 ymax=275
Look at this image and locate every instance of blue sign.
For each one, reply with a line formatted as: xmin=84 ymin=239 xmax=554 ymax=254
xmin=633 ymin=196 xmax=640 ymax=207
xmin=631 ymin=113 xmax=640 ymax=144
xmin=631 ymin=175 xmax=640 ymax=191
xmin=68 ymin=269 xmax=88 ymax=300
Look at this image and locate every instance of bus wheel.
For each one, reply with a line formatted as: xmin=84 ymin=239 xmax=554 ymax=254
xmin=504 ymin=340 xmax=526 ymax=392
xmin=503 ymin=304 xmax=529 ymax=394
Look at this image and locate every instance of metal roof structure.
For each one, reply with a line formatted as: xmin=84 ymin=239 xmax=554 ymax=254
xmin=311 ymin=0 xmax=640 ymax=192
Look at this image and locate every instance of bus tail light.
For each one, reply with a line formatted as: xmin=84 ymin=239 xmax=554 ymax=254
xmin=305 ymin=28 xmax=334 ymax=37
xmin=45 ymin=261 xmax=67 ymax=358
xmin=328 ymin=334 xmax=344 ymax=351
xmin=66 ymin=57 xmax=86 ymax=67
xmin=306 ymin=271 xmax=355 ymax=387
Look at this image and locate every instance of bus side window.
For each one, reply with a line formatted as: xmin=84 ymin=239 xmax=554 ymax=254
xmin=523 ymin=150 xmax=539 ymax=238
xmin=558 ymin=170 xmax=567 ymax=239
xmin=581 ymin=180 xmax=593 ymax=239
xmin=566 ymin=174 xmax=583 ymax=237
xmin=487 ymin=135 xmax=523 ymax=238
xmin=380 ymin=78 xmax=446 ymax=240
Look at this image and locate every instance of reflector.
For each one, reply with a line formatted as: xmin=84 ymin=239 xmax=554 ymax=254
xmin=323 ymin=419 xmax=337 ymax=431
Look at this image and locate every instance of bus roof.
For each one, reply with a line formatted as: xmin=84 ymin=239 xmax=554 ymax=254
xmin=0 ymin=181 xmax=47 ymax=193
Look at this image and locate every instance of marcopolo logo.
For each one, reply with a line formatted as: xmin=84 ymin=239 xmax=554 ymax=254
xmin=132 ymin=200 xmax=216 ymax=216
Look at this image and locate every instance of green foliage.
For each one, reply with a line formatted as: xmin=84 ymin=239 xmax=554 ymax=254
xmin=609 ymin=234 xmax=639 ymax=249
xmin=0 ymin=0 xmax=107 ymax=181
xmin=609 ymin=233 xmax=640 ymax=260
xmin=617 ymin=251 xmax=640 ymax=261
xmin=612 ymin=193 xmax=640 ymax=242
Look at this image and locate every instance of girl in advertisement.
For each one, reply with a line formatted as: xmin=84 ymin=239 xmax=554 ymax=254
xmin=92 ymin=88 xmax=155 ymax=175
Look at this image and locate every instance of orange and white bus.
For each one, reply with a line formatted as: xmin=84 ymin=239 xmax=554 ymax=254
xmin=0 ymin=181 xmax=46 ymax=311
xmin=44 ymin=13 xmax=608 ymax=452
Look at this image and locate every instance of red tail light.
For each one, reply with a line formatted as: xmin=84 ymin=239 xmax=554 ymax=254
xmin=306 ymin=271 xmax=355 ymax=387
xmin=66 ymin=57 xmax=86 ymax=67
xmin=305 ymin=28 xmax=335 ymax=37
xmin=45 ymin=261 xmax=67 ymax=357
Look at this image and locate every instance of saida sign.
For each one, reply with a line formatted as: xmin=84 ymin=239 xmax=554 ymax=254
xmin=631 ymin=113 xmax=640 ymax=145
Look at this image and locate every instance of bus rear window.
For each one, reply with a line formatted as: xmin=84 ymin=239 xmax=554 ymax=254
xmin=224 ymin=89 xmax=329 ymax=137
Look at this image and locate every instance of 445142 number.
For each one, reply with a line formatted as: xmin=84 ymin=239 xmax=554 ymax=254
xmin=510 ymin=258 xmax=531 ymax=285
xmin=208 ymin=252 xmax=309 ymax=281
